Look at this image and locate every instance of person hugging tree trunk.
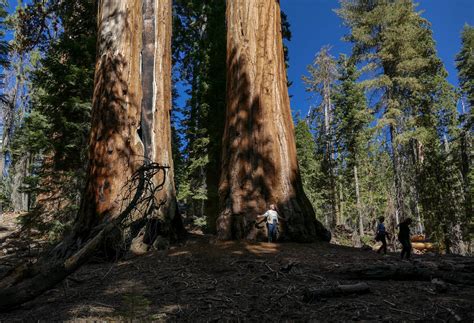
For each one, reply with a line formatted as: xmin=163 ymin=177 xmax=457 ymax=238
xmin=258 ymin=204 xmax=282 ymax=242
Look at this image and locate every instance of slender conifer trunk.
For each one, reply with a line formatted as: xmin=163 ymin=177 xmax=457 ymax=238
xmin=354 ymin=165 xmax=364 ymax=237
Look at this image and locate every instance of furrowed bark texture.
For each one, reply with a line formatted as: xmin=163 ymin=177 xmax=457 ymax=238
xmin=75 ymin=0 xmax=142 ymax=236
xmin=0 ymin=0 xmax=182 ymax=310
xmin=140 ymin=0 xmax=183 ymax=237
xmin=75 ymin=0 xmax=182 ymax=245
xmin=217 ymin=0 xmax=329 ymax=242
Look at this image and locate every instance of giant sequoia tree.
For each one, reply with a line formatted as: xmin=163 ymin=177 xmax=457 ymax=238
xmin=0 ymin=0 xmax=182 ymax=310
xmin=217 ymin=0 xmax=329 ymax=242
xmin=76 ymin=0 xmax=182 ymax=246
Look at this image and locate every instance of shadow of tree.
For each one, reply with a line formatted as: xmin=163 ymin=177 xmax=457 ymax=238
xmin=218 ymin=45 xmax=330 ymax=243
xmin=218 ymin=46 xmax=275 ymax=241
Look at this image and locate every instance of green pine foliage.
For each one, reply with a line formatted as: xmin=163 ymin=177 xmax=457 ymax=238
xmin=456 ymin=24 xmax=474 ymax=248
xmin=418 ymin=139 xmax=467 ymax=253
xmin=0 ymin=0 xmax=11 ymax=197
xmin=457 ymin=25 xmax=474 ymax=114
xmin=302 ymin=46 xmax=339 ymax=228
xmin=333 ymin=55 xmax=374 ymax=232
xmin=337 ymin=0 xmax=468 ymax=252
xmin=0 ymin=0 xmax=9 ymax=101
xmin=172 ymin=0 xmax=227 ymax=230
xmin=295 ymin=119 xmax=325 ymax=223
xmin=8 ymin=0 xmax=97 ymax=238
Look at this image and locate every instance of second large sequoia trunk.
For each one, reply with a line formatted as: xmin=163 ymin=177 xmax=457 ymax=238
xmin=217 ymin=0 xmax=329 ymax=242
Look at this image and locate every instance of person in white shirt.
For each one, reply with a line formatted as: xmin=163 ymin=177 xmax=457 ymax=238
xmin=261 ymin=204 xmax=279 ymax=242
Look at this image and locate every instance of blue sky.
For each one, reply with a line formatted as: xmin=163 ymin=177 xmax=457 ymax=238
xmin=281 ymin=0 xmax=474 ymax=115
xmin=3 ymin=0 xmax=473 ymax=117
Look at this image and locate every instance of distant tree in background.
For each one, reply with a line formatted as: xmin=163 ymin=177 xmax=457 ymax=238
xmin=0 ymin=1 xmax=42 ymax=213
xmin=0 ymin=0 xmax=10 ymax=209
xmin=456 ymin=24 xmax=474 ymax=250
xmin=172 ymin=0 xmax=227 ymax=232
xmin=0 ymin=0 xmax=8 ymax=100
xmin=337 ymin=0 xmax=468 ymax=253
xmin=302 ymin=46 xmax=339 ymax=229
xmin=5 ymin=0 xmax=96 ymax=238
xmin=298 ymin=49 xmax=392 ymax=242
xmin=457 ymin=25 xmax=474 ymax=114
xmin=294 ymin=119 xmax=325 ymax=224
xmin=332 ymin=55 xmax=372 ymax=237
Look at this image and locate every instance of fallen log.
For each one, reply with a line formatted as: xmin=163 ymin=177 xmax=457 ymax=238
xmin=411 ymin=235 xmax=427 ymax=243
xmin=339 ymin=260 xmax=474 ymax=286
xmin=0 ymin=164 xmax=169 ymax=312
xmin=303 ymin=282 xmax=370 ymax=302
xmin=411 ymin=242 xmax=435 ymax=251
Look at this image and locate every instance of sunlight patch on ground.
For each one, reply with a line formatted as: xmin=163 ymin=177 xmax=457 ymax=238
xmin=244 ymin=242 xmax=279 ymax=255
xmin=149 ymin=304 xmax=186 ymax=321
xmin=101 ymin=279 xmax=145 ymax=296
xmin=168 ymin=250 xmax=190 ymax=257
xmin=67 ymin=303 xmax=115 ymax=319
xmin=159 ymin=304 xmax=183 ymax=314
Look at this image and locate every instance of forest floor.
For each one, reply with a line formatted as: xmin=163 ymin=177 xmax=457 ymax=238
xmin=1 ymin=212 xmax=473 ymax=322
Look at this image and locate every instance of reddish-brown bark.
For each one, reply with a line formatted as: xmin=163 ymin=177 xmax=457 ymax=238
xmin=75 ymin=0 xmax=182 ymax=245
xmin=217 ymin=0 xmax=329 ymax=242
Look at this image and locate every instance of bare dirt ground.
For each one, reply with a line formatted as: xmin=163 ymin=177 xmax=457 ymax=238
xmin=1 ymin=213 xmax=473 ymax=322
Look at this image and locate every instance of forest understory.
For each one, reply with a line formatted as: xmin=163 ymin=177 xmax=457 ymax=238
xmin=1 ymin=213 xmax=473 ymax=322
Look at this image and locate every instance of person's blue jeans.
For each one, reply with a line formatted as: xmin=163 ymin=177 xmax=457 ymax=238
xmin=267 ymin=221 xmax=277 ymax=242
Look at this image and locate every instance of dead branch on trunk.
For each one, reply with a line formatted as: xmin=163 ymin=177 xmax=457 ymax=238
xmin=0 ymin=163 xmax=169 ymax=312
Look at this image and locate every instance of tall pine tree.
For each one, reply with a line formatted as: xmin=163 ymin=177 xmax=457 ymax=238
xmin=8 ymin=0 xmax=97 ymax=237
xmin=172 ymin=0 xmax=226 ymax=232
xmin=302 ymin=46 xmax=339 ymax=229
xmin=338 ymin=0 xmax=467 ymax=252
xmin=333 ymin=55 xmax=372 ymax=236
xmin=455 ymin=24 xmax=474 ymax=251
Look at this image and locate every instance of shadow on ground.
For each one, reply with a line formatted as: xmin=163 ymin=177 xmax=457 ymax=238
xmin=2 ymin=231 xmax=473 ymax=322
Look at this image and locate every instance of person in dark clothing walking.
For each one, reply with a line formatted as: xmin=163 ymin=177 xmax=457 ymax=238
xmin=397 ymin=218 xmax=413 ymax=260
xmin=376 ymin=216 xmax=389 ymax=254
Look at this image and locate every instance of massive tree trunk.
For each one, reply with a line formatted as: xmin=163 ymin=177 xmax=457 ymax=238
xmin=217 ymin=0 xmax=329 ymax=242
xmin=0 ymin=0 xmax=182 ymax=310
xmin=140 ymin=0 xmax=183 ymax=240
xmin=204 ymin=1 xmax=227 ymax=234
xmin=75 ymin=0 xmax=182 ymax=248
xmin=74 ymin=0 xmax=143 ymax=237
